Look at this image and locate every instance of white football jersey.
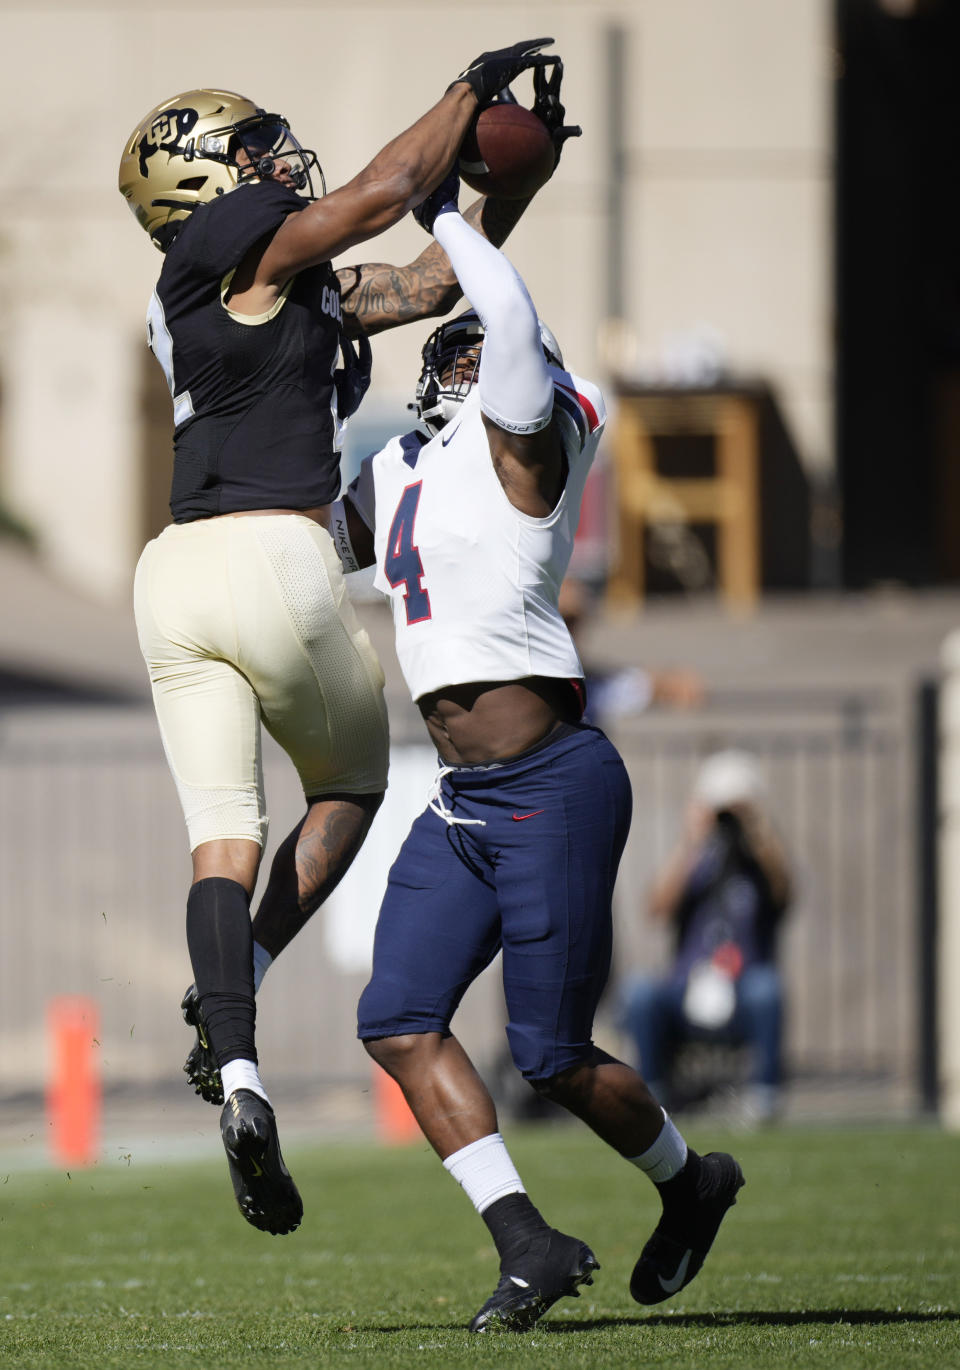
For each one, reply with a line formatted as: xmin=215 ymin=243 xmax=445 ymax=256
xmin=349 ymin=368 xmax=606 ymax=702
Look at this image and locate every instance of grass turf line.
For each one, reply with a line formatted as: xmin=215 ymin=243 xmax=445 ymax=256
xmin=0 ymin=1123 xmax=957 ymax=1368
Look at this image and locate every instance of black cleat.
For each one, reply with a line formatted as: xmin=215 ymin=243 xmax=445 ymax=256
xmin=181 ymin=984 xmax=223 ymax=1105
xmin=469 ymin=1231 xmax=599 ymax=1333
xmin=630 ymin=1151 xmax=744 ymax=1305
xmin=219 ymin=1089 xmax=303 ymax=1236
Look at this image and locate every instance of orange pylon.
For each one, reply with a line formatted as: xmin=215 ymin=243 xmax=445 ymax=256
xmin=372 ymin=1064 xmax=421 ymax=1145
xmin=47 ymin=997 xmax=101 ymax=1167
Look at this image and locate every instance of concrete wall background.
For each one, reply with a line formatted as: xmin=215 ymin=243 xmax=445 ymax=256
xmin=0 ymin=0 xmax=832 ymax=600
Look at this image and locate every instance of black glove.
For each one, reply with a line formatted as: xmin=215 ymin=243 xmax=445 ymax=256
xmin=413 ymin=168 xmax=460 ymax=235
xmin=334 ymin=333 xmax=372 ymax=421
xmin=533 ymin=58 xmax=582 ymax=169
xmin=449 ymin=36 xmax=555 ymax=107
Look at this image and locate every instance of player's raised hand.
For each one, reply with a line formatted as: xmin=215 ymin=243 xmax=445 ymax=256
xmin=449 ymin=37 xmax=555 ymax=107
xmin=533 ymin=58 xmax=582 ymax=168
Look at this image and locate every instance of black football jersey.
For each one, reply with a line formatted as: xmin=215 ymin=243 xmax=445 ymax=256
xmin=148 ymin=180 xmax=344 ymax=522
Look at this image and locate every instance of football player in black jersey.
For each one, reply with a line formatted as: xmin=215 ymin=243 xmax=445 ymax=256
xmin=119 ymin=40 xmax=576 ymax=1237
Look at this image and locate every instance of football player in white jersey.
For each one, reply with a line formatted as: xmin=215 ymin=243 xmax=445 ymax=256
xmin=328 ymin=178 xmax=745 ymax=1332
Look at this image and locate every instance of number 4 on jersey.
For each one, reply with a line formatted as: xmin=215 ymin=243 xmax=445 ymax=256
xmin=385 ymin=482 xmax=431 ymax=624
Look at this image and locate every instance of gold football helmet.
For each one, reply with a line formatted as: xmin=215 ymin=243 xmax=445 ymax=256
xmin=118 ymin=88 xmax=322 ymax=250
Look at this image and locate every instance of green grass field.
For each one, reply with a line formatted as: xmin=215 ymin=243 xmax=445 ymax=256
xmin=1 ymin=1121 xmax=958 ymax=1369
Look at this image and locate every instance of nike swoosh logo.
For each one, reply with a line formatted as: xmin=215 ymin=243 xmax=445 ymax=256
xmin=657 ymin=1249 xmax=692 ymax=1295
xmin=441 ymin=423 xmax=461 ymax=446
xmin=248 ymin=1157 xmax=264 ymax=1177
xmin=512 ymin=810 xmax=545 ymax=821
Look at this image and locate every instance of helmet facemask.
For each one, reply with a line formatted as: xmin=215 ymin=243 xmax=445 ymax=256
xmin=415 ymin=312 xmax=485 ymax=437
xmin=413 ymin=309 xmax=565 ymax=437
xmin=206 ymin=113 xmax=324 ymax=199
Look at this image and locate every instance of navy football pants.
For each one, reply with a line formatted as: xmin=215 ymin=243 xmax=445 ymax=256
xmin=357 ymin=724 xmax=632 ymax=1081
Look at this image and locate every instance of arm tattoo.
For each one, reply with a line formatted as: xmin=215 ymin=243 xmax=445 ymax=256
xmin=339 ymin=256 xmax=459 ymax=336
xmin=339 ymin=193 xmax=534 ymax=336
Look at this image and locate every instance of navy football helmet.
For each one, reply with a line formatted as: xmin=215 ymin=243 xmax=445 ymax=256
xmin=415 ymin=309 xmax=563 ymax=436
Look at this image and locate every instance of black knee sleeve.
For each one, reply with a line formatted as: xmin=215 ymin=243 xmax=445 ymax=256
xmin=186 ymin=877 xmax=256 ymax=1068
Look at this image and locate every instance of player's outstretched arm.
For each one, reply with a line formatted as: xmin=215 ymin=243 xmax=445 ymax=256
xmin=255 ymin=86 xmax=475 ymax=284
xmin=340 ymin=55 xmax=577 ymax=338
xmin=428 ymin=198 xmax=552 ymax=430
xmin=339 ymin=194 xmax=532 ymax=337
xmin=428 ymin=200 xmax=565 ymax=515
xmin=257 ymin=38 xmax=557 ymax=286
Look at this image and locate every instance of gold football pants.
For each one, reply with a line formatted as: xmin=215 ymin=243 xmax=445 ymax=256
xmin=134 ymin=514 xmax=389 ymax=851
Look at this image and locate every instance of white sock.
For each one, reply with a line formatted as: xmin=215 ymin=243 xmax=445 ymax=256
xmin=627 ymin=1108 xmax=688 ymax=1183
xmin=252 ymin=941 xmax=273 ymax=994
xmin=220 ymin=1058 xmax=270 ymax=1108
xmin=442 ymin=1133 xmax=526 ymax=1214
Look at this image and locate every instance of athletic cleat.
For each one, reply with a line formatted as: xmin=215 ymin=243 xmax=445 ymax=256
xmin=220 ymin=1089 xmax=303 ymax=1236
xmin=469 ymin=1231 xmax=599 ymax=1333
xmin=181 ymin=984 xmax=223 ymax=1105
xmin=630 ymin=1151 xmax=744 ymax=1305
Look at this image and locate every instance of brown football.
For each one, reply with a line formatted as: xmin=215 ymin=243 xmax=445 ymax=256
xmin=457 ymin=103 xmax=555 ymax=199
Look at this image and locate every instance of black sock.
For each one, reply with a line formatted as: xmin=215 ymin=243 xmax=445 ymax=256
xmin=482 ymin=1193 xmax=552 ymax=1266
xmin=655 ymin=1147 xmax=704 ymax=1208
xmin=185 ymin=877 xmax=256 ymax=1068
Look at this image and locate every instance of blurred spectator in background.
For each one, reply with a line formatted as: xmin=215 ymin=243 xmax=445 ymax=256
xmin=558 ymin=577 xmax=705 ymax=722
xmin=619 ymin=750 xmax=792 ymax=1124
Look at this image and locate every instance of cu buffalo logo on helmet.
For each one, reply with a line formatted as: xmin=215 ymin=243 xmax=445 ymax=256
xmin=138 ymin=107 xmax=199 ymax=175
